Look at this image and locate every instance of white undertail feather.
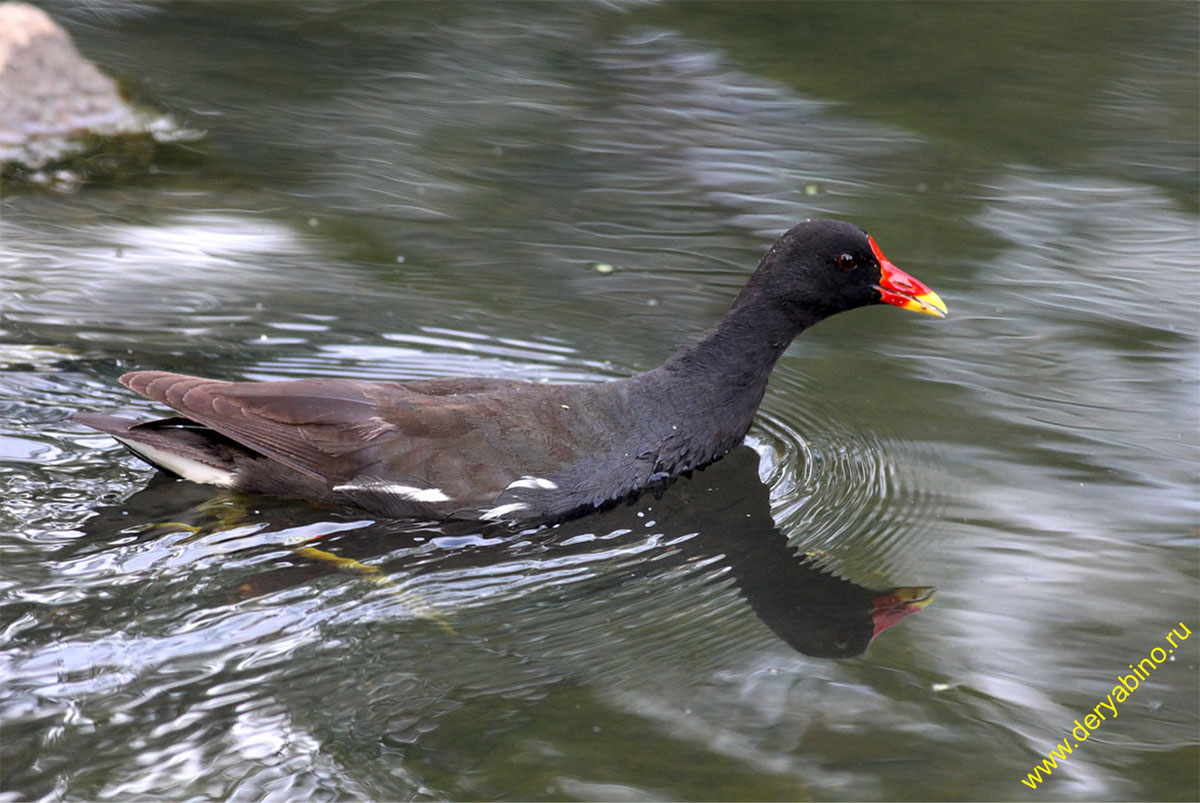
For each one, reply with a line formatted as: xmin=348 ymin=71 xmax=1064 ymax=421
xmin=115 ymin=437 xmax=235 ymax=488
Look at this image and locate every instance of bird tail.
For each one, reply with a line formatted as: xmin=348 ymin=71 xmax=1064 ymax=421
xmin=72 ymin=413 xmax=238 ymax=488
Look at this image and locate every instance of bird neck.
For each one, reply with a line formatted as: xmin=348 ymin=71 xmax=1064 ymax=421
xmin=648 ymin=289 xmax=820 ymax=455
xmin=668 ymin=285 xmax=817 ymax=395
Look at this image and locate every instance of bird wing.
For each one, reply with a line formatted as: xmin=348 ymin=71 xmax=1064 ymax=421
xmin=121 ymin=371 xmax=390 ymax=479
xmin=118 ymin=370 xmax=570 ymax=509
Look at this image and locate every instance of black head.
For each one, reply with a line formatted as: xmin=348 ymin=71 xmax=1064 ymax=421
xmin=737 ymin=219 xmax=946 ymax=325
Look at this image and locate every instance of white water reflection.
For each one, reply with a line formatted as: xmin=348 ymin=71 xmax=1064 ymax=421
xmin=1 ymin=211 xmax=341 ymax=350
xmin=969 ymin=170 xmax=1198 ymax=531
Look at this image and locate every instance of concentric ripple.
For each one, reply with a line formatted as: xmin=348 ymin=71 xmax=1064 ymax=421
xmin=747 ymin=370 xmax=944 ymax=579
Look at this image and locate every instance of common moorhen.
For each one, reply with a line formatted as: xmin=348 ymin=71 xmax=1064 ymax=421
xmin=73 ymin=219 xmax=946 ymax=525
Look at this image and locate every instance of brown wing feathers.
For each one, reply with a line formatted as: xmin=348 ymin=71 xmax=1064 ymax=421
xmin=116 ymin=371 xmax=535 ymax=512
xmin=101 ymin=370 xmax=666 ymax=520
xmin=119 ymin=371 xmax=390 ymax=483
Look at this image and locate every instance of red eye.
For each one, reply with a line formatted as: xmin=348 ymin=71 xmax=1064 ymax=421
xmin=837 ymin=253 xmax=857 ymax=270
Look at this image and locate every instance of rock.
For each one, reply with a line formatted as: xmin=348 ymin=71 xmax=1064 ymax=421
xmin=0 ymin=2 xmax=196 ymax=183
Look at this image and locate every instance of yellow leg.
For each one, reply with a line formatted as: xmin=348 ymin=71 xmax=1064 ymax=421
xmin=293 ymin=544 xmax=456 ymax=635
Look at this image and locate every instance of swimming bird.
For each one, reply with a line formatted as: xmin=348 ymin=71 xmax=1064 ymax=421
xmin=73 ymin=219 xmax=947 ymax=525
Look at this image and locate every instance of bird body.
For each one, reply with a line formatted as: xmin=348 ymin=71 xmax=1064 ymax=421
xmin=74 ymin=219 xmax=946 ymax=525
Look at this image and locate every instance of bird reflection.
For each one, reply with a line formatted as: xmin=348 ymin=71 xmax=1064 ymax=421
xmin=78 ymin=446 xmax=932 ymax=660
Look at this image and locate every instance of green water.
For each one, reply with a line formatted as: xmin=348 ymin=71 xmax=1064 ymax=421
xmin=2 ymin=2 xmax=1197 ymax=800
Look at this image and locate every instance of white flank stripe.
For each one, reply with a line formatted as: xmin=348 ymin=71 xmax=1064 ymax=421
xmin=480 ymin=502 xmax=530 ymax=521
xmin=116 ymin=437 xmax=235 ymax=488
xmin=504 ymin=475 xmax=559 ymax=491
xmin=332 ymin=481 xmax=451 ymax=503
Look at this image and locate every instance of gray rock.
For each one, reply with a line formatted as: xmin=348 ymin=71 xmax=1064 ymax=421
xmin=0 ymin=2 xmax=196 ymax=182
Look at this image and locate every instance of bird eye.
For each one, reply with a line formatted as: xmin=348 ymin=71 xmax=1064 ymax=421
xmin=836 ymin=253 xmax=857 ymax=270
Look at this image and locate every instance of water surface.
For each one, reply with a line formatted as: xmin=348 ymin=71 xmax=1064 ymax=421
xmin=2 ymin=2 xmax=1197 ymax=800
